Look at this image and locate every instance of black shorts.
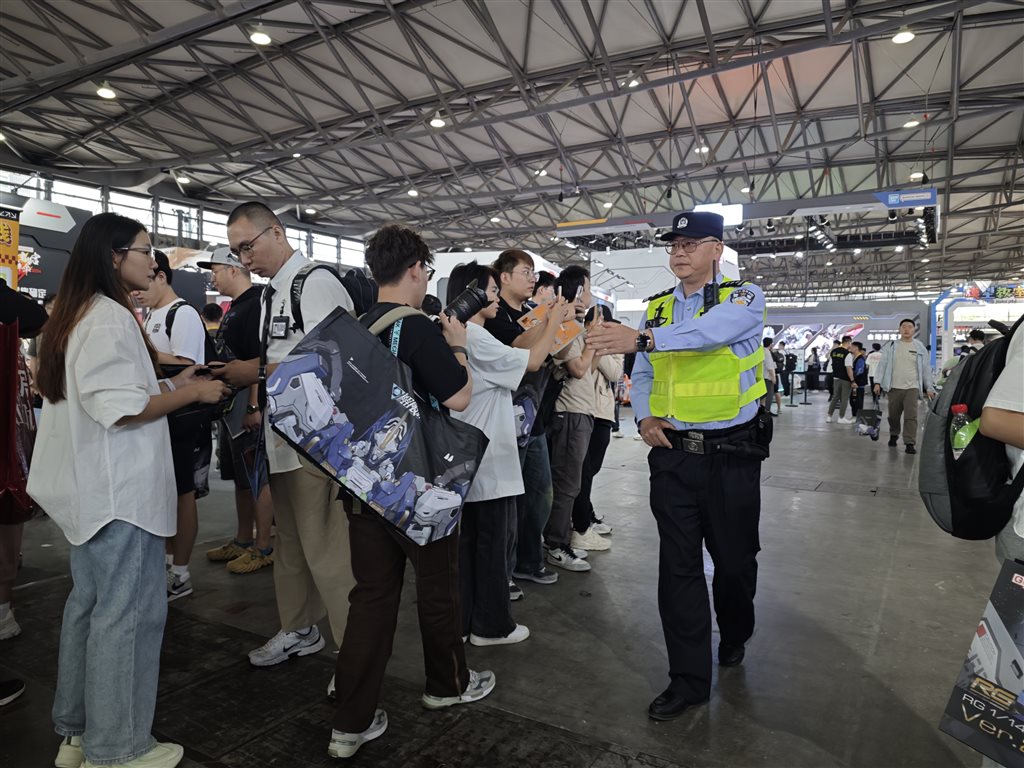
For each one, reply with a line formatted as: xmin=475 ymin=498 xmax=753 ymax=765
xmin=168 ymin=410 xmax=212 ymax=497
xmin=218 ymin=421 xmax=269 ymax=493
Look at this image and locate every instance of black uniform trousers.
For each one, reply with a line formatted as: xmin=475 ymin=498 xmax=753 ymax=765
xmin=648 ymin=446 xmax=761 ymax=702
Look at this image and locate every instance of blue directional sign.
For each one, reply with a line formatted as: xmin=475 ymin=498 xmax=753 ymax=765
xmin=874 ymin=188 xmax=937 ymax=208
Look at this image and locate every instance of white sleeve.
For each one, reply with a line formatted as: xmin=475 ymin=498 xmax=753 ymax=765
xmin=75 ymin=322 xmax=153 ymax=429
xmin=299 ymin=271 xmax=354 ymax=332
xmin=169 ymin=305 xmax=207 ymax=364
xmin=470 ymin=327 xmax=529 ymax=390
xmin=985 ymin=331 xmax=1024 ymax=413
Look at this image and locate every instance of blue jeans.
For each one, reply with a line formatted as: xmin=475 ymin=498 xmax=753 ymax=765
xmin=53 ymin=520 xmax=167 ymax=765
xmin=513 ymin=434 xmax=553 ymax=574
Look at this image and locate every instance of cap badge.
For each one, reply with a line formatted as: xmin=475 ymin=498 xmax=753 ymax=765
xmin=678 ymin=216 xmax=688 ymax=228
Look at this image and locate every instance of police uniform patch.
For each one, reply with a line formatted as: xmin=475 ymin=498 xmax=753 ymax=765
xmin=729 ymin=288 xmax=756 ymax=307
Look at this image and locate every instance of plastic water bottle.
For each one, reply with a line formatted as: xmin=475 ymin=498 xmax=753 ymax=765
xmin=949 ymin=404 xmax=977 ymax=460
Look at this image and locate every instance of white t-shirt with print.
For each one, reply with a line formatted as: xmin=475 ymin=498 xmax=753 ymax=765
xmin=451 ymin=322 xmax=529 ymax=502
xmin=985 ymin=328 xmax=1024 ymax=536
xmin=144 ymin=300 xmax=207 ymax=364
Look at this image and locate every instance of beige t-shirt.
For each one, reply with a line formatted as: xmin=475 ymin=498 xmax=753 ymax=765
xmin=890 ymin=340 xmax=921 ymax=390
xmin=554 ymin=336 xmax=597 ymax=415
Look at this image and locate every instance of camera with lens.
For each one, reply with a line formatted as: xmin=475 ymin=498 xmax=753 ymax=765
xmin=442 ymin=279 xmax=489 ymax=324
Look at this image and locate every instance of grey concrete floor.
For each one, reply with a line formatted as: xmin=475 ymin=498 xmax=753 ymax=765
xmin=0 ymin=391 xmax=996 ymax=767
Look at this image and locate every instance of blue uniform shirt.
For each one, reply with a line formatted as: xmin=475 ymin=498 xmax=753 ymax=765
xmin=632 ymin=278 xmax=765 ymax=431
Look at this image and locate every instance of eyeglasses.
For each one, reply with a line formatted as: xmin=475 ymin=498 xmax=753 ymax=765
xmin=230 ymin=226 xmax=272 ymax=258
xmin=510 ymin=267 xmax=537 ymax=279
xmin=665 ymin=238 xmax=720 ymax=255
xmin=408 ymin=260 xmax=435 ymax=280
xmin=114 ymin=246 xmax=154 ymax=257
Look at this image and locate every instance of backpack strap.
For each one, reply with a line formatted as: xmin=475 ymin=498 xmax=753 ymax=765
xmin=365 ymin=306 xmax=424 ymax=337
xmin=290 ymin=263 xmax=341 ymax=333
xmin=164 ymin=299 xmax=188 ymax=337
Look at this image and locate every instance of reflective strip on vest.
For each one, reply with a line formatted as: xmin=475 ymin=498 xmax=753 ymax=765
xmin=646 ymin=287 xmax=766 ymax=424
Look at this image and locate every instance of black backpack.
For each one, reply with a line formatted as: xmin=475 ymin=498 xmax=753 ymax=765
xmin=165 ymin=300 xmax=221 ymax=364
xmin=919 ymin=314 xmax=1024 ymax=539
xmin=289 ymin=263 xmax=378 ymax=333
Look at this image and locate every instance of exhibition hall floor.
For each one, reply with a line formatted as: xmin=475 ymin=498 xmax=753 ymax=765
xmin=0 ymin=391 xmax=994 ymax=767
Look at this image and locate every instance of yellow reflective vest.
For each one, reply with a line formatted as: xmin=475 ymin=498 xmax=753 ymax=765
xmin=646 ymin=284 xmax=766 ymax=424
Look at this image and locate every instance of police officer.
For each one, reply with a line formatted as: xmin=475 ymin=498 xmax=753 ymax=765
xmin=587 ymin=211 xmax=768 ymax=720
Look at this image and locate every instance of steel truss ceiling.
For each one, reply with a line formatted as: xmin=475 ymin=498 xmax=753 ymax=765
xmin=1 ymin=0 xmax=1022 ymax=299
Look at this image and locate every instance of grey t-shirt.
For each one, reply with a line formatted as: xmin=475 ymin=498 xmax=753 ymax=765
xmin=890 ymin=340 xmax=921 ymax=390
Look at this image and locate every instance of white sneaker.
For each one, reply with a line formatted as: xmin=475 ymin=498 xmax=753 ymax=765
xmin=571 ymin=527 xmax=611 ymax=551
xmin=546 ymin=546 xmax=591 ymax=572
xmin=573 ymin=547 xmax=588 ymax=559
xmin=591 ymin=522 xmax=613 ymax=536
xmin=0 ymin=609 xmax=21 ymax=640
xmin=612 ymin=432 xmax=624 ymax=439
xmin=55 ymin=735 xmax=83 ymax=768
xmin=633 ymin=434 xmax=644 ymax=441
xmin=83 ymin=741 xmax=183 ymax=767
xmin=825 ymin=415 xmax=834 ymax=424
xmin=166 ymin=571 xmax=192 ymax=602
xmin=421 ymin=669 xmax=496 ymax=710
xmin=839 ymin=416 xmax=856 ymax=425
xmin=469 ymin=624 xmax=530 ymax=647
xmin=248 ymin=626 xmax=325 ymax=667
xmin=328 ymin=709 xmax=387 ymax=758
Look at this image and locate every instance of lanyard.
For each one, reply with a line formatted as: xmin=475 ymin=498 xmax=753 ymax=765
xmin=258 ymin=285 xmax=276 ymax=410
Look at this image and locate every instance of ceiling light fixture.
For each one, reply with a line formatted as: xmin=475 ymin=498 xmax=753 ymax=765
xmin=895 ymin=245 xmax=905 ymax=252
xmin=892 ymin=27 xmax=915 ymax=44
xmin=304 ymin=207 xmax=316 ymax=215
xmin=909 ymin=171 xmax=924 ymax=181
xmin=96 ymin=82 xmax=117 ymax=99
xmin=464 ymin=246 xmax=472 ymax=252
xmin=628 ymin=79 xmax=640 ymax=88
xmin=0 ymin=131 xmax=6 ymax=142
xmin=903 ymin=119 xmax=920 ymax=129
xmin=249 ymin=27 xmax=272 ymax=46
xmin=429 ymin=112 xmax=446 ymax=128
xmin=825 ymin=261 xmax=833 ymax=267
xmin=407 ymin=189 xmax=419 ymax=197
xmin=765 ymin=218 xmax=775 ymax=232
xmin=740 ymin=185 xmax=751 ymax=194
xmin=794 ymin=251 xmax=804 ymax=258
xmin=603 ymin=201 xmax=613 ymax=209
xmin=888 ymin=210 xmax=898 ymax=222
xmin=853 ymin=248 xmax=862 ymax=254
xmin=694 ymin=144 xmax=709 ymax=155
xmin=490 ymin=217 xmax=500 ymax=223
xmin=292 ymin=152 xmax=301 ymax=158
xmin=921 ymin=257 xmax=930 ymax=263
xmin=175 ymin=175 xmax=190 ymax=185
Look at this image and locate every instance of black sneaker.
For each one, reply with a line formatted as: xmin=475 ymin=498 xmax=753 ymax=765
xmin=509 ymin=581 xmax=524 ymax=601
xmin=0 ymin=678 xmax=25 ymax=707
xmin=512 ymin=567 xmax=558 ymax=585
xmin=888 ymin=436 xmax=898 ymax=447
xmin=905 ymin=444 xmax=917 ymax=455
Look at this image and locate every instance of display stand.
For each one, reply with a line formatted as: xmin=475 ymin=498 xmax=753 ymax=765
xmin=786 ymin=372 xmax=800 ymax=408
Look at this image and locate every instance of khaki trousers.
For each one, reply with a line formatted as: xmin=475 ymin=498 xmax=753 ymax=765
xmin=887 ymin=388 xmax=920 ymax=445
xmin=268 ymin=466 xmax=353 ymax=645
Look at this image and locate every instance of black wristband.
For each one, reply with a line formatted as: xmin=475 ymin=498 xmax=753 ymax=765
xmin=449 ymin=346 xmax=467 ymax=356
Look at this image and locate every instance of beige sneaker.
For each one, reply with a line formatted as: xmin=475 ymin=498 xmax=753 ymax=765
xmin=205 ymin=540 xmax=249 ymax=562
xmin=226 ymin=549 xmax=274 ymax=574
xmin=54 ymin=735 xmax=83 ymax=768
xmin=571 ymin=527 xmax=611 ymax=551
xmin=83 ymin=742 xmax=183 ymax=768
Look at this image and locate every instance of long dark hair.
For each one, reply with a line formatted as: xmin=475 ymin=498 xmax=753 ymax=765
xmin=37 ymin=213 xmax=159 ymax=402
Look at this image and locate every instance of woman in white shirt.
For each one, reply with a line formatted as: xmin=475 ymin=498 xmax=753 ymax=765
xmin=448 ymin=263 xmax=568 ymax=646
xmin=27 ymin=213 xmax=228 ymax=768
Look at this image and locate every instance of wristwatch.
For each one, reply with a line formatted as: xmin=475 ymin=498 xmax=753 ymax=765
xmin=246 ymin=404 xmax=260 ymax=414
xmin=636 ymin=331 xmax=653 ymax=353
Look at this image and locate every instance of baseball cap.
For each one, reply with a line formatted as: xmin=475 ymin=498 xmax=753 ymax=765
xmin=658 ymin=211 xmax=725 ymax=242
xmin=195 ymin=246 xmax=244 ymax=270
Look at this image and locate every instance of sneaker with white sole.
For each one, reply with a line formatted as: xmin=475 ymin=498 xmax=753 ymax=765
xmin=825 ymin=415 xmax=834 ymax=424
xmin=508 ymin=581 xmax=524 ymax=601
xmin=612 ymin=432 xmax=624 ymax=439
xmin=470 ymin=624 xmax=530 ymax=647
xmin=248 ymin=626 xmax=325 ymax=667
xmin=573 ymin=547 xmax=588 ymax=560
xmin=591 ymin=522 xmax=613 ymax=536
xmin=83 ymin=741 xmax=183 ymax=768
xmin=571 ymin=527 xmax=611 ymax=551
xmin=328 ymin=709 xmax=387 ymax=759
xmin=166 ymin=572 xmax=192 ymax=602
xmin=633 ymin=434 xmax=644 ymax=441
xmin=0 ymin=609 xmax=21 ymax=640
xmin=0 ymin=678 xmax=25 ymax=707
xmin=421 ymin=669 xmax=496 ymax=710
xmin=546 ymin=546 xmax=591 ymax=572
xmin=511 ymin=567 xmax=558 ymax=585
xmin=54 ymin=735 xmax=83 ymax=768
xmin=838 ymin=416 xmax=856 ymax=425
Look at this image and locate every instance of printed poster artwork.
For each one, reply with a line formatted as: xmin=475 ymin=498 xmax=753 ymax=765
xmin=0 ymin=206 xmax=21 ymax=288
xmin=940 ymin=559 xmax=1024 ymax=767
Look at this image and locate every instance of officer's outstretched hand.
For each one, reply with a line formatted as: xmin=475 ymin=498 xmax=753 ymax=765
xmin=587 ymin=321 xmax=640 ymax=355
xmin=638 ymin=417 xmax=674 ymax=449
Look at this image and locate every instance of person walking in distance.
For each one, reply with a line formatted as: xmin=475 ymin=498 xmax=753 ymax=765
xmin=826 ymin=336 xmax=856 ymax=425
xmin=873 ymin=318 xmax=935 ymax=454
xmin=586 ymin=211 xmax=768 ymax=721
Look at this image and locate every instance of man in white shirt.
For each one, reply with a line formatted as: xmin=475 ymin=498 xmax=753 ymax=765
xmin=216 ymin=202 xmax=356 ymax=676
xmin=873 ymin=318 xmax=936 ymax=454
xmin=136 ymin=251 xmax=210 ymax=600
xmin=984 ymin=326 xmax=1024 ymax=563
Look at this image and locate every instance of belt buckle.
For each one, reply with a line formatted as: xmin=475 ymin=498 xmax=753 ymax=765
xmin=682 ymin=431 xmax=705 ymax=455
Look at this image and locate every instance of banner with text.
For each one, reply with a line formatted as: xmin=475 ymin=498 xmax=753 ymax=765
xmin=0 ymin=206 xmax=21 ymax=288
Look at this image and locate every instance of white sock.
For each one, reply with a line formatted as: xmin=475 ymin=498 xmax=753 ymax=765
xmin=170 ymin=565 xmax=189 ymax=580
xmin=165 ymin=554 xmax=173 ymax=567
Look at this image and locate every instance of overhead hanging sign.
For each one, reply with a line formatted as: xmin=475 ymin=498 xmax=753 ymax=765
xmin=874 ymin=189 xmax=937 ymax=208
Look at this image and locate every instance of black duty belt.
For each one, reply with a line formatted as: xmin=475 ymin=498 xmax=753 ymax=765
xmin=664 ymin=417 xmax=758 ymax=455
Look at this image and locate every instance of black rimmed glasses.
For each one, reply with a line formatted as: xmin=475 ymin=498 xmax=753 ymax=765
xmin=665 ymin=238 xmax=720 ymax=255
xmin=230 ymin=226 xmax=272 ymax=258
xmin=408 ymin=260 xmax=435 ymax=280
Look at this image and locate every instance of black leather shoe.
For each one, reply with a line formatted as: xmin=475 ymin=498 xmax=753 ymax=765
xmin=718 ymin=643 xmax=745 ymax=667
xmin=888 ymin=436 xmax=898 ymax=447
xmin=647 ymin=689 xmax=707 ymax=721
xmin=905 ymin=444 xmax=917 ymax=455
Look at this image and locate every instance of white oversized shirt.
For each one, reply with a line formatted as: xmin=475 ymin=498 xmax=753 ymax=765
xmin=27 ymin=295 xmax=176 ymax=545
xmin=260 ymin=251 xmax=354 ymax=474
xmin=451 ymin=322 xmax=529 ymax=502
xmin=144 ymin=299 xmax=206 ymax=364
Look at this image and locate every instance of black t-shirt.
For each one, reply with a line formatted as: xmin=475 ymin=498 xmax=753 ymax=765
xmin=0 ymin=280 xmax=47 ymax=338
xmin=370 ymin=302 xmax=467 ymax=407
xmin=484 ymin=296 xmax=529 ymax=345
xmin=217 ymin=285 xmax=262 ymax=361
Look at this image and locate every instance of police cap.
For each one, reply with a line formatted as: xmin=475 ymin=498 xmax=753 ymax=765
xmin=658 ymin=211 xmax=724 ymax=242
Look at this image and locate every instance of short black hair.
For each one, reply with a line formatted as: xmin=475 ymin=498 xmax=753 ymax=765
xmin=776 ymin=340 xmax=785 ymax=347
xmin=872 ymin=343 xmax=881 ymax=351
xmin=201 ymin=303 xmax=223 ymax=322
xmin=227 ymin=201 xmax=282 ymax=229
xmin=899 ymin=318 xmax=916 ymax=328
xmin=533 ymin=271 xmax=556 ymax=293
xmin=554 ymin=265 xmax=589 ymax=302
xmin=586 ymin=304 xmax=613 ymax=324
xmin=153 ymin=250 xmax=173 ymax=285
xmin=969 ymin=329 xmax=985 ymax=342
xmin=492 ymin=249 xmax=533 ymax=275
xmin=447 ymin=261 xmax=498 ymax=304
xmin=852 ymin=341 xmax=864 ymax=351
xmin=763 ymin=337 xmax=773 ymax=348
xmin=364 ymin=224 xmax=432 ymax=286
xmin=841 ymin=335 xmax=852 ymax=343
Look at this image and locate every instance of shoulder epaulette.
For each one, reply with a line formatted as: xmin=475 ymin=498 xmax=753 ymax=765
xmin=644 ymin=287 xmax=674 ymax=302
xmin=719 ymin=280 xmax=749 ymax=289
